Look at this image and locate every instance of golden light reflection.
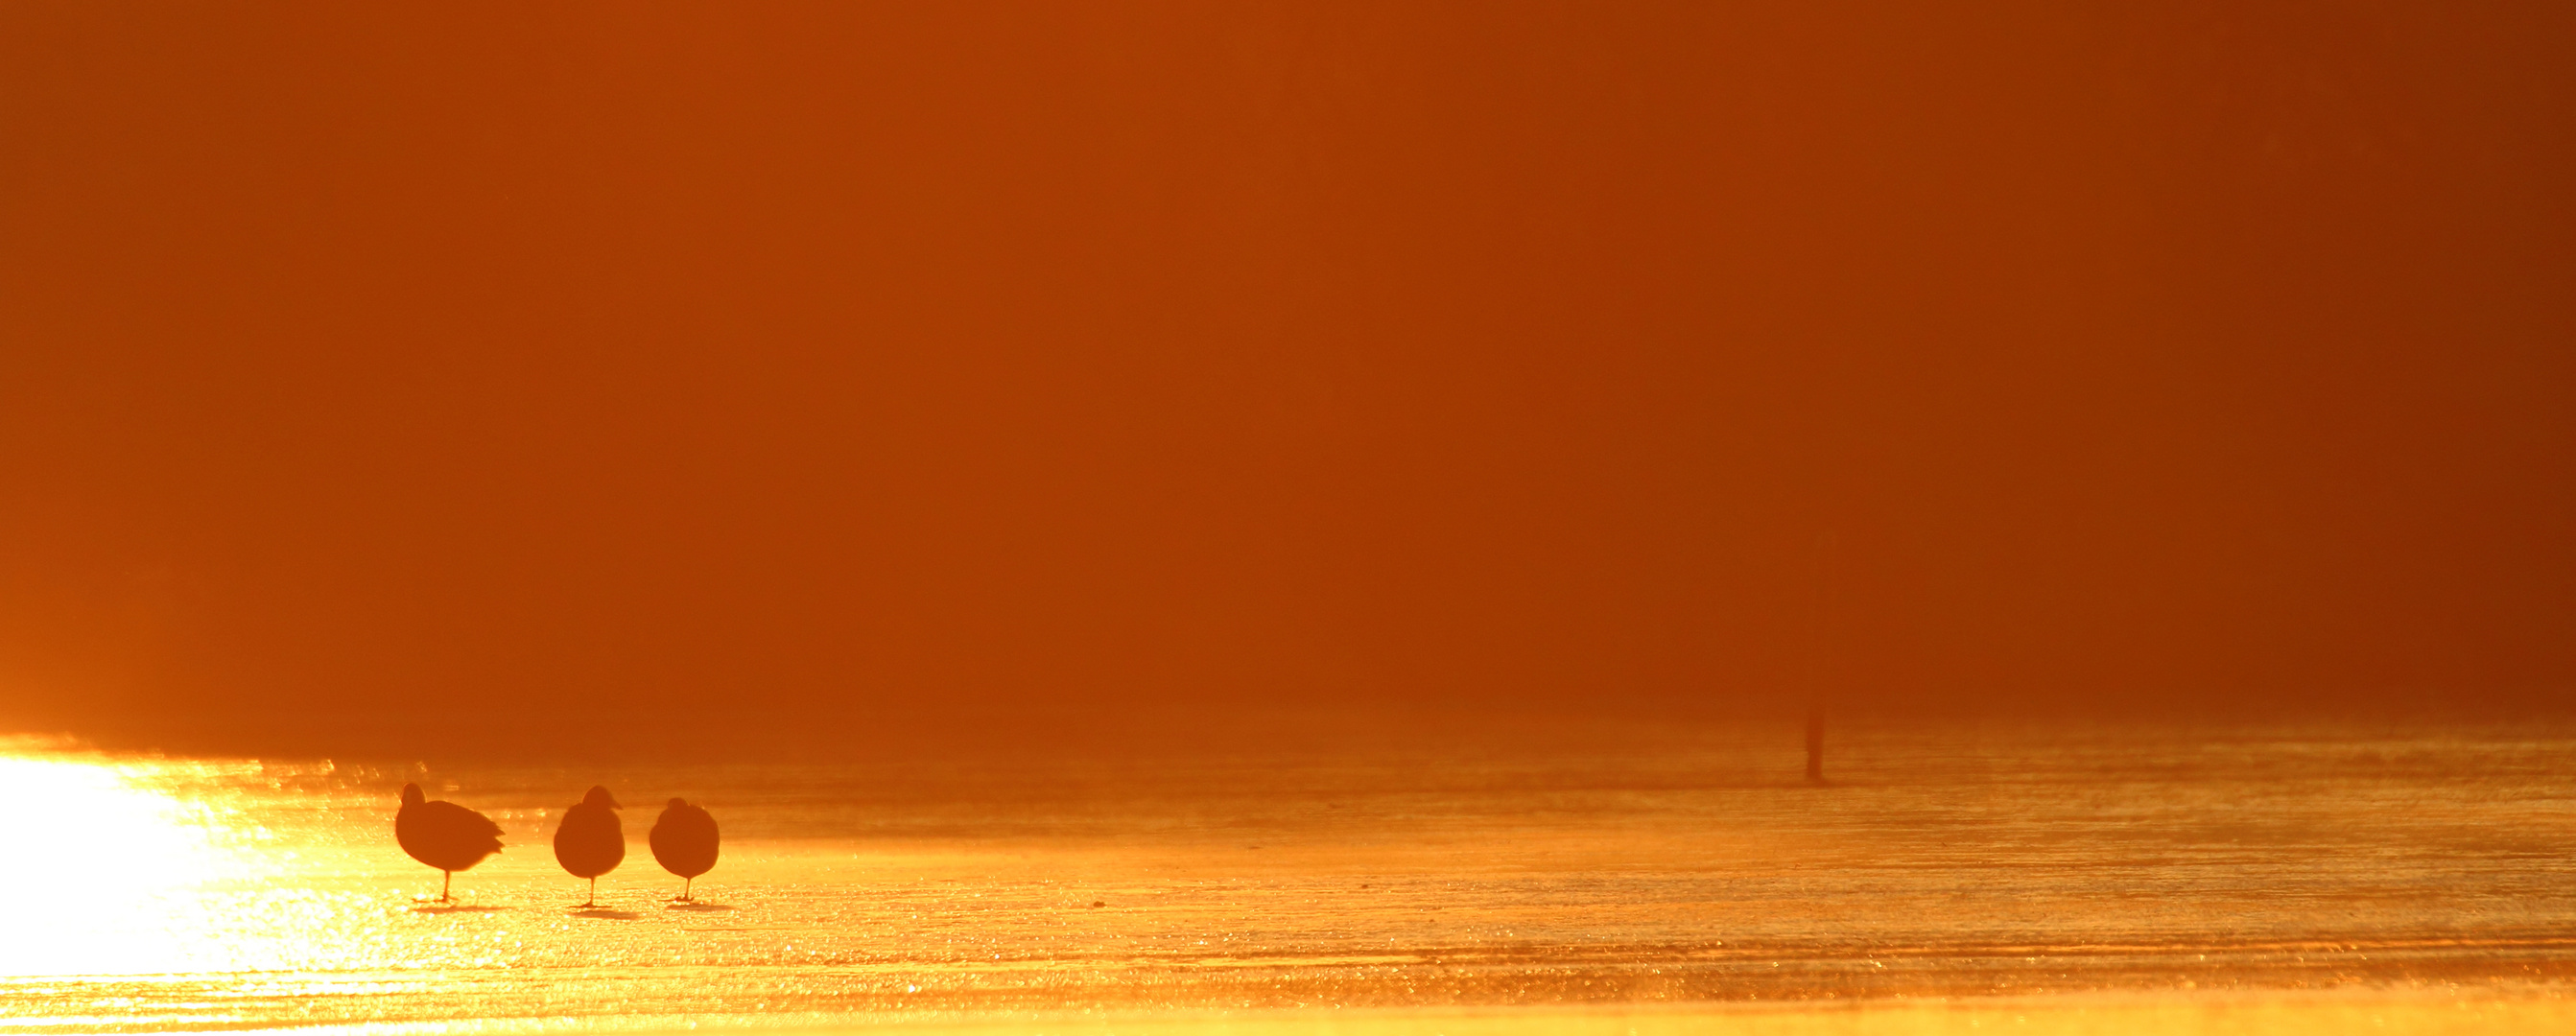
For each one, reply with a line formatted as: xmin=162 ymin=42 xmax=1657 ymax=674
xmin=1 ymin=730 xmax=2571 ymax=1034
xmin=0 ymin=744 xmax=250 ymax=977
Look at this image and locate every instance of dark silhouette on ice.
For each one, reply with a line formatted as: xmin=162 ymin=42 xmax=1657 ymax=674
xmin=395 ymin=783 xmax=504 ymax=903
xmin=649 ymin=797 xmax=721 ymax=901
xmin=1806 ymin=706 xmax=1826 ymax=784
xmin=1802 ymin=530 xmax=1836 ymax=786
xmin=553 ymin=785 xmax=626 ymax=906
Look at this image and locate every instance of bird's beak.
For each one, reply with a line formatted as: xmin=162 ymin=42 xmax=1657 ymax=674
xmin=608 ymin=793 xmax=623 ymax=810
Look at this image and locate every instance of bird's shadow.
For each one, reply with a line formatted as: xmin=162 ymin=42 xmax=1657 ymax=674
xmin=568 ymin=906 xmax=641 ymax=920
xmin=410 ymin=905 xmax=508 ymax=915
xmin=667 ymin=902 xmax=736 ymax=912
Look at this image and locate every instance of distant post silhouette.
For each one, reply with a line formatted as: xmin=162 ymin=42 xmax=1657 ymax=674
xmin=1803 ymin=530 xmax=1838 ymax=785
xmin=1805 ymin=705 xmax=1825 ymax=784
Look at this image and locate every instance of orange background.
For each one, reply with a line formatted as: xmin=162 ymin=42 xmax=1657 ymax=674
xmin=3 ymin=3 xmax=2571 ymax=751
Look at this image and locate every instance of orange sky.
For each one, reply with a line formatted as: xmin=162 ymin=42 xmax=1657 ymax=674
xmin=4 ymin=3 xmax=2572 ymax=752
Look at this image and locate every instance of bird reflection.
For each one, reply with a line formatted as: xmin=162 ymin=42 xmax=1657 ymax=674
xmin=649 ymin=797 xmax=720 ymax=902
xmin=553 ymin=785 xmax=625 ymax=907
xmin=394 ymin=783 xmax=503 ymax=903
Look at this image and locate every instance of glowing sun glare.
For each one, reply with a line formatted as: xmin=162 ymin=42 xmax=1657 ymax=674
xmin=0 ymin=750 xmax=242 ymax=977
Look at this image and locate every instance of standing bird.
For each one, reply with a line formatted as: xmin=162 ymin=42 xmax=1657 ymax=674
xmin=395 ymin=784 xmax=504 ymax=903
xmin=649 ymin=798 xmax=721 ymax=902
xmin=553 ymin=785 xmax=625 ymax=906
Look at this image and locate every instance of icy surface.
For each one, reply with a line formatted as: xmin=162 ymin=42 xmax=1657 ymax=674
xmin=3 ymin=720 xmax=2573 ymax=1030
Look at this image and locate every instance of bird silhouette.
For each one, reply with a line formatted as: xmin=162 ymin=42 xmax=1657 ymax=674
xmin=649 ymin=798 xmax=721 ymax=901
xmin=553 ymin=785 xmax=626 ymax=906
xmin=395 ymin=783 xmax=504 ymax=903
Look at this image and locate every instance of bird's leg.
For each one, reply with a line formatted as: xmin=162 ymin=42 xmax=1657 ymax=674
xmin=585 ymin=876 xmax=597 ymax=907
xmin=441 ymin=871 xmax=453 ymax=904
xmin=684 ymin=877 xmax=693 ymax=902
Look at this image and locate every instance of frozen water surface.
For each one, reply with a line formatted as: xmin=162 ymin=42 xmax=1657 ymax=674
xmin=2 ymin=719 xmax=2572 ymax=1032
